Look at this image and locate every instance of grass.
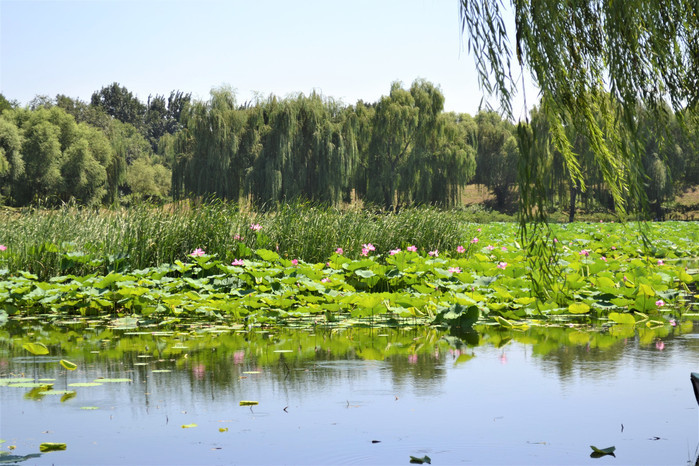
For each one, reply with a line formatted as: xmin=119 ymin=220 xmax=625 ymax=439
xmin=3 ymin=184 xmax=699 ymax=279
xmin=0 ymin=202 xmax=479 ymax=278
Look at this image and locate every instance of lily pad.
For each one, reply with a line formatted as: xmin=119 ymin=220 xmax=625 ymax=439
xmin=39 ymin=442 xmax=66 ymax=452
xmin=8 ymin=383 xmax=52 ymax=388
xmin=94 ymin=378 xmax=132 ymax=383
xmin=22 ymin=342 xmax=49 ymax=355
xmin=590 ymin=445 xmax=616 ymax=458
xmin=569 ymin=302 xmax=590 ymax=314
xmin=0 ymin=378 xmax=34 ymax=386
xmin=60 ymin=359 xmax=78 ymax=371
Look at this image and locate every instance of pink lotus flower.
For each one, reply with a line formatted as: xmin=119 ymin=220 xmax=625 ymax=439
xmin=657 ymin=259 xmax=664 ymax=266
xmin=471 ymin=237 xmax=479 ymax=244
xmin=655 ymin=340 xmax=665 ymax=351
xmin=457 ymin=245 xmax=466 ymax=253
xmin=407 ymin=245 xmax=417 ymax=252
xmin=360 ymin=248 xmax=369 ymax=256
xmin=250 ymin=223 xmax=262 ymax=231
xmin=321 ymin=277 xmax=330 ymax=283
xmin=655 ymin=299 xmax=664 ymax=307
xmin=291 ymin=259 xmax=298 ymax=266
xmin=579 ymin=249 xmax=589 ymax=257
xmin=600 ymin=256 xmax=607 ymax=262
xmin=389 ymin=248 xmax=401 ymax=255
xmin=363 ymin=243 xmax=376 ymax=251
xmin=669 ymin=319 xmax=677 ymax=327
xmin=190 ymin=248 xmax=205 ymax=257
xmin=486 ymin=245 xmax=495 ymax=251
xmin=448 ymin=266 xmax=462 ymax=274
xmin=497 ymin=262 xmax=507 ymax=270
xmin=501 ymin=246 xmax=508 ymax=252
xmin=335 ymin=247 xmax=343 ymax=254
xmin=428 ymin=249 xmax=438 ymax=257
xmin=233 ymin=234 xmax=243 ymax=241
xmin=611 ymin=246 xmax=616 ymax=250
xmin=553 ymin=238 xmax=558 ymax=243
xmin=0 ymin=245 xmax=6 ymax=251
xmin=231 ymin=259 xmax=244 ymax=266
xmin=192 ymin=363 xmax=206 ymax=379
xmin=477 ymin=228 xmax=482 ymax=232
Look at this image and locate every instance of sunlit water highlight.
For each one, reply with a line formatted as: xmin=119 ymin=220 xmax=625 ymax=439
xmin=1 ymin=323 xmax=698 ymax=465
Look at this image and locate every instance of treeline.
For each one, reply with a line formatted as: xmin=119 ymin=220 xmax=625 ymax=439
xmin=0 ymin=84 xmax=187 ymax=206
xmin=1 ymin=81 xmax=698 ymax=216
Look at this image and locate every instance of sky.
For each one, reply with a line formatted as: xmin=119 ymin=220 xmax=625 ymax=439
xmin=0 ymin=0 xmax=538 ymax=119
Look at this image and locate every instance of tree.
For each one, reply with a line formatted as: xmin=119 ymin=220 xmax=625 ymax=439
xmin=8 ymin=108 xmax=64 ymax=204
xmin=0 ymin=94 xmax=18 ymax=114
xmin=474 ymin=111 xmax=519 ymax=210
xmin=346 ymin=101 xmax=374 ymax=202
xmin=173 ymin=86 xmax=246 ymax=201
xmin=56 ymin=94 xmax=112 ymax=130
xmin=144 ymin=90 xmax=191 ymax=151
xmin=460 ymin=0 xmax=699 ymax=298
xmin=2 ymin=107 xmax=113 ymax=206
xmin=0 ymin=118 xmax=23 ymax=202
xmin=91 ymin=83 xmax=146 ymax=131
xmin=461 ymin=0 xmax=699 ymax=213
xmin=126 ymin=157 xmax=172 ymax=202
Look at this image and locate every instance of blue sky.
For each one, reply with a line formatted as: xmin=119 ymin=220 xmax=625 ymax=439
xmin=1 ymin=0 xmax=537 ymax=118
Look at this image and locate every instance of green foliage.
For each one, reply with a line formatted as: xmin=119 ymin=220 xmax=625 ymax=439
xmin=91 ymin=83 xmax=146 ymax=132
xmin=0 ymin=107 xmax=113 ymax=206
xmin=460 ymin=0 xmax=699 ymax=299
xmin=474 ymin=111 xmax=518 ymax=210
xmin=0 ymin=117 xmax=23 ymax=202
xmin=0 ymin=216 xmax=695 ymax=329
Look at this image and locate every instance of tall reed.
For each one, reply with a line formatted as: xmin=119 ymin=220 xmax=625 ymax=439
xmin=0 ymin=202 xmax=478 ymax=278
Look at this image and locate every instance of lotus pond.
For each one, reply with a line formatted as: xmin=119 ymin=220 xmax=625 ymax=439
xmin=1 ymin=220 xmax=699 ymax=463
xmin=1 ymin=320 xmax=699 ymax=465
xmin=1 ymin=222 xmax=698 ymax=329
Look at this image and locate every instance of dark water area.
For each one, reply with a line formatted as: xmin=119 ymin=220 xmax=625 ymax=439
xmin=1 ymin=321 xmax=698 ymax=465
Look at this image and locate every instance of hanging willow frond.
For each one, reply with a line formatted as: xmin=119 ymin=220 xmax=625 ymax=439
xmin=461 ymin=0 xmax=698 ymax=300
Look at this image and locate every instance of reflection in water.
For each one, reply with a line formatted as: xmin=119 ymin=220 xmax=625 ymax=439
xmin=0 ymin=320 xmax=698 ymax=465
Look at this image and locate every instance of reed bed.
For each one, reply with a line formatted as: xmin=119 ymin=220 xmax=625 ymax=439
xmin=0 ymin=202 xmax=477 ymax=278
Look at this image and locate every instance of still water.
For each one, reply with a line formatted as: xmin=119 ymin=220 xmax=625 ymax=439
xmin=1 ymin=321 xmax=698 ymax=465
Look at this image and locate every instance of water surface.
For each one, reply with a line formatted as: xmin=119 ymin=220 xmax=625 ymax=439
xmin=1 ymin=322 xmax=698 ymax=465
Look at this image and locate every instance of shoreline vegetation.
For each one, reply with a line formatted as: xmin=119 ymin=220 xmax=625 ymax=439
xmin=2 ymin=82 xmax=699 ymax=221
xmin=1 ymin=203 xmax=697 ymax=332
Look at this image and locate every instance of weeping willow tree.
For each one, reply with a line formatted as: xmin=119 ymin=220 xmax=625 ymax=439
xmin=400 ymin=111 xmax=477 ymax=207
xmin=366 ymin=80 xmax=475 ymax=209
xmin=460 ymin=0 xmax=699 ymax=302
xmin=173 ymin=87 xmax=246 ymax=201
xmin=245 ymin=93 xmax=358 ymax=207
